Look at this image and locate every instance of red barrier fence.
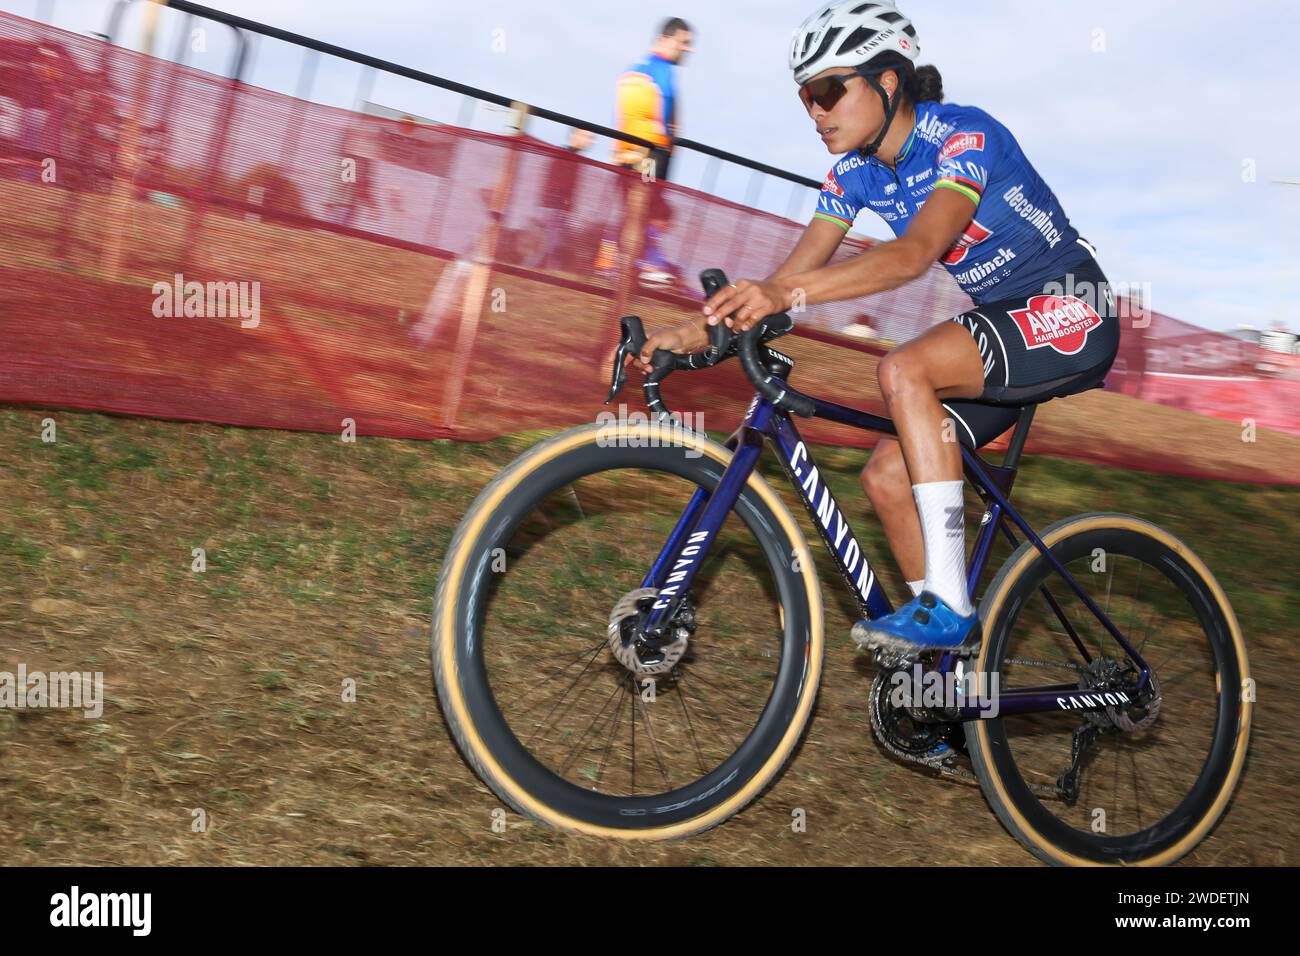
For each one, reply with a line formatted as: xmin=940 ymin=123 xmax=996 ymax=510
xmin=1 ymin=13 xmax=1297 ymax=485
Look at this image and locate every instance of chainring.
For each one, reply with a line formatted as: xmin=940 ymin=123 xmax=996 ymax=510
xmin=868 ymin=664 xmax=968 ymax=773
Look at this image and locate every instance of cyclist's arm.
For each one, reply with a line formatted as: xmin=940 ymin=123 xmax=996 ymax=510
xmin=773 ymin=187 xmax=975 ymax=306
xmin=769 ymin=216 xmax=851 ymax=282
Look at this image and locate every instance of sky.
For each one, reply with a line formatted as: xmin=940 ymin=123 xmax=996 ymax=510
xmin=8 ymin=0 xmax=1300 ymax=332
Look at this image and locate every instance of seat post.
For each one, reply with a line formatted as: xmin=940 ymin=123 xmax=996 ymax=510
xmin=1000 ymin=405 xmax=1036 ymax=472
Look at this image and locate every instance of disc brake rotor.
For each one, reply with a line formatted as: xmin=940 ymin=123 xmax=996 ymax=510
xmin=606 ymin=587 xmax=689 ymax=677
xmin=1079 ymin=657 xmax=1162 ymax=733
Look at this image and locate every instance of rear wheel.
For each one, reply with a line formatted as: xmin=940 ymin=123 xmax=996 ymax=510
xmin=433 ymin=420 xmax=824 ymax=839
xmin=967 ymin=513 xmax=1251 ymax=865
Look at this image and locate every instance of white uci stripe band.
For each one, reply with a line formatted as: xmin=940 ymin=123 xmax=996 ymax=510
xmin=941 ymin=402 xmax=977 ymax=448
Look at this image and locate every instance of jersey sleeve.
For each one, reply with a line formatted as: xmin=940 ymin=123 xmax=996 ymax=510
xmin=813 ymin=164 xmax=862 ymax=230
xmin=933 ymin=114 xmax=1004 ymax=207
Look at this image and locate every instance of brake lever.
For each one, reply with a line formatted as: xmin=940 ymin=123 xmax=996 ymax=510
xmin=699 ymin=268 xmax=795 ymax=344
xmin=605 ymin=315 xmax=648 ymax=405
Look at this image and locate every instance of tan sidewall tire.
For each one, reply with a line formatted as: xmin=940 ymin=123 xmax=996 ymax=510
xmin=966 ymin=512 xmax=1251 ymax=866
xmin=433 ymin=421 xmax=824 ymax=840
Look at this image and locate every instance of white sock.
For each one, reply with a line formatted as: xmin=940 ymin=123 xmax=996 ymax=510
xmin=907 ymin=579 xmax=925 ymax=597
xmin=912 ymin=480 xmax=974 ymax=616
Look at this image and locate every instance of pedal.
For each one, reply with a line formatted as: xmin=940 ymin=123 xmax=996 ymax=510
xmin=871 ymin=646 xmax=917 ymax=669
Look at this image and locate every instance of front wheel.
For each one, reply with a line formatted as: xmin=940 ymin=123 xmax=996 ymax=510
xmin=967 ymin=513 xmax=1251 ymax=865
xmin=433 ymin=420 xmax=824 ymax=839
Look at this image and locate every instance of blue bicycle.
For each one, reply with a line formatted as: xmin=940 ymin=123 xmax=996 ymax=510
xmin=433 ymin=269 xmax=1251 ymax=865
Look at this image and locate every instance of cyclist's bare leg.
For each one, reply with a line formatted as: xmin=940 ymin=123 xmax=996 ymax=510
xmin=861 ymin=439 xmax=924 ymax=582
xmin=860 ymin=323 xmax=986 ymax=614
xmin=876 ymin=322 xmax=987 ymax=482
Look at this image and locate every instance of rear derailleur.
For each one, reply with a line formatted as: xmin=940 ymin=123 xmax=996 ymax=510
xmin=1057 ymin=656 xmax=1162 ymax=803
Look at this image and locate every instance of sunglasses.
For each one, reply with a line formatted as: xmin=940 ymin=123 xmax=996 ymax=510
xmin=797 ymin=72 xmax=867 ymax=113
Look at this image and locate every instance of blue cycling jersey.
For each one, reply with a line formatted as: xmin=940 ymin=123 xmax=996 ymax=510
xmin=814 ymin=100 xmax=1093 ymax=305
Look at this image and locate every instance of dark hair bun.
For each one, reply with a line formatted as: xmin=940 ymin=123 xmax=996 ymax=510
xmin=910 ymin=64 xmax=944 ymax=103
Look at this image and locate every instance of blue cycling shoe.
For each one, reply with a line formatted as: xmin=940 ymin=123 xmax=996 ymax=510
xmin=851 ymin=590 xmax=980 ymax=655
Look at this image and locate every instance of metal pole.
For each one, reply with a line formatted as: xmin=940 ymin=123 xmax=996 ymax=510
xmin=441 ymin=102 xmax=530 ymax=429
xmin=743 ymin=168 xmax=763 ymax=209
xmin=456 ymin=94 xmax=475 ymax=128
xmin=179 ymin=19 xmax=251 ymax=273
xmin=100 ymin=0 xmax=164 ymax=278
xmin=785 ymin=180 xmax=804 ymax=221
xmin=699 ymin=154 xmax=719 ymax=196
xmin=353 ymin=64 xmax=376 ymax=111
xmin=276 ymin=48 xmax=319 ymax=170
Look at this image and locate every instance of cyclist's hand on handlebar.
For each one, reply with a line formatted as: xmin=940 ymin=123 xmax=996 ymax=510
xmin=627 ymin=320 xmax=710 ymax=373
xmin=702 ymin=279 xmax=793 ymax=333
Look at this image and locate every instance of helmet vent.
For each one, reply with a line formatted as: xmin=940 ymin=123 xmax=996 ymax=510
xmin=837 ymin=26 xmax=878 ymax=55
xmin=804 ymin=25 xmax=843 ymax=66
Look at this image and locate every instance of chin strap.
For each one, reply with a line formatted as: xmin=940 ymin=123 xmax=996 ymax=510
xmin=856 ymin=69 xmax=902 ymax=159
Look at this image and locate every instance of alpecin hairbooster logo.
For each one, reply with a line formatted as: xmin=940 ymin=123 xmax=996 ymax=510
xmin=939 ymin=131 xmax=985 ymax=161
xmin=942 ymin=219 xmax=991 ymax=265
xmin=1008 ymin=294 xmax=1103 ymax=355
xmin=821 ymin=170 xmax=844 ymax=197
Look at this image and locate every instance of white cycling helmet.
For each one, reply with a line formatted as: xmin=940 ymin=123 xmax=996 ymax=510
xmin=789 ymin=0 xmax=919 ymax=85
xmin=790 ymin=1 xmax=920 ymax=157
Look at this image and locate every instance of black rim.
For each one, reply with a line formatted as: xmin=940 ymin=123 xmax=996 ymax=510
xmin=982 ymin=525 xmax=1241 ymax=862
xmin=449 ymin=441 xmax=814 ymax=830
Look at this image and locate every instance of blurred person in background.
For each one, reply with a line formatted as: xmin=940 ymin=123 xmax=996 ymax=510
xmin=536 ymin=127 xmax=594 ymax=272
xmin=598 ymin=17 xmax=692 ymax=287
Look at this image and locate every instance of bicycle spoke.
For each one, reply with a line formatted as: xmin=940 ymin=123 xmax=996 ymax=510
xmin=525 ymin=642 xmax=611 ymax=750
xmin=630 ymin=681 xmax=673 ymax=788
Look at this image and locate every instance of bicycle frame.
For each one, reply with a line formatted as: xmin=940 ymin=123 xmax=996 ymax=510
xmin=634 ymin=390 xmax=1153 ymax=721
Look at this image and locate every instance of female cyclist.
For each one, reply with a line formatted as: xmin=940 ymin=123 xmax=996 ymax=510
xmin=631 ymin=0 xmax=1119 ymax=654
